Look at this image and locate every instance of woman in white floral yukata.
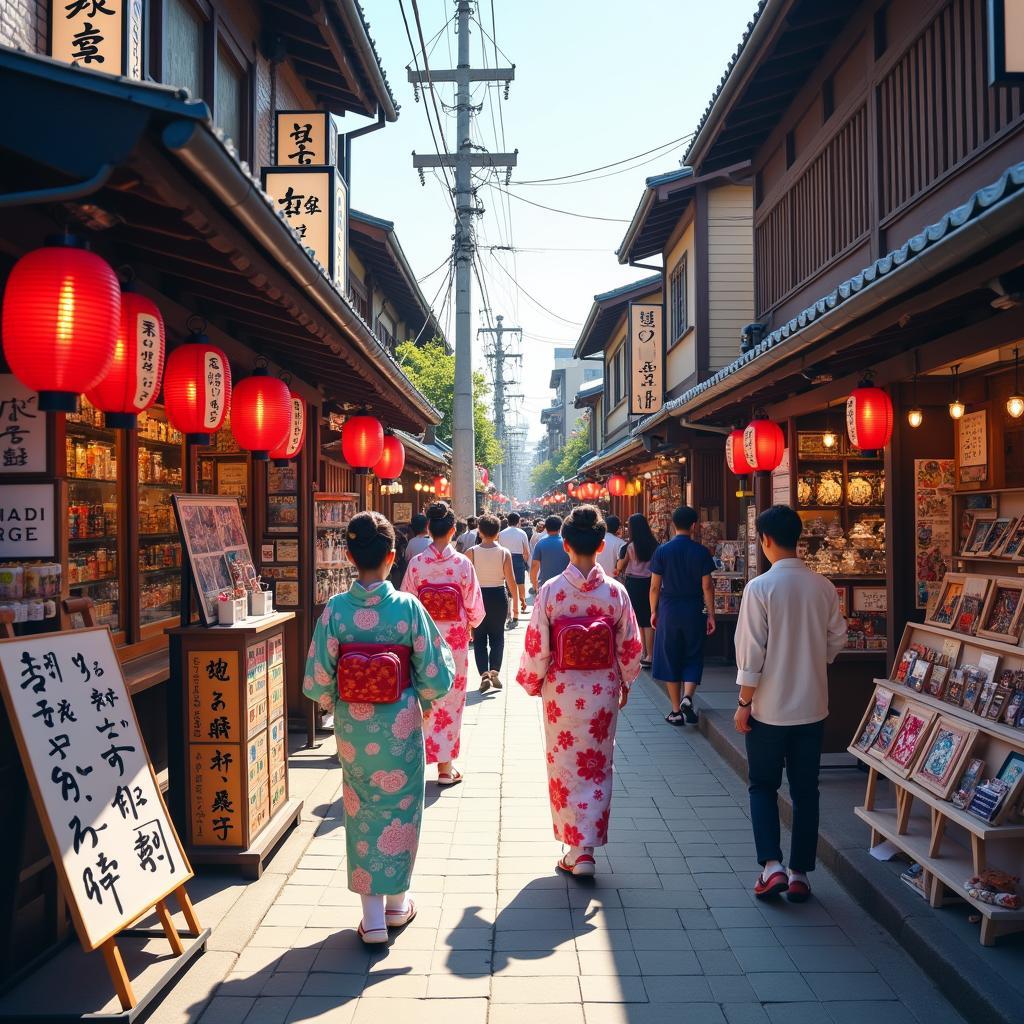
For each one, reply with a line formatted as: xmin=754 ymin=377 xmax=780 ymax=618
xmin=517 ymin=504 xmax=643 ymax=876
xmin=401 ymin=501 xmax=485 ymax=785
xmin=304 ymin=511 xmax=456 ymax=944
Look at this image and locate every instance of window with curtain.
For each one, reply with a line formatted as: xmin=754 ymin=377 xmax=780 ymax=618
xmin=215 ymin=43 xmax=245 ymax=154
xmin=164 ymin=0 xmax=203 ymax=100
xmin=670 ymin=253 xmax=689 ymax=345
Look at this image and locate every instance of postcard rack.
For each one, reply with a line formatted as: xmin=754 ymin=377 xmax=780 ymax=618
xmin=848 ymin=618 xmax=1024 ymax=944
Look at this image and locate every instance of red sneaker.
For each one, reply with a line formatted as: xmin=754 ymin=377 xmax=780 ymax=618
xmin=753 ymin=869 xmax=789 ymax=899
xmin=787 ymin=878 xmax=812 ymax=903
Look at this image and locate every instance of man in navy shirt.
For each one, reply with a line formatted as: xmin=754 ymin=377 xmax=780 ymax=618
xmin=650 ymin=506 xmax=716 ymax=726
xmin=531 ymin=515 xmax=570 ymax=590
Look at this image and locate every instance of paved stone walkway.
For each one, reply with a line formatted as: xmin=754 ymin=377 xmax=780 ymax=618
xmin=173 ymin=624 xmax=965 ymax=1024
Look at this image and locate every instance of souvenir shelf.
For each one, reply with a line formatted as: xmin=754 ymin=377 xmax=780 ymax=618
xmin=848 ymin=613 xmax=1024 ymax=945
xmin=65 ymin=400 xmax=122 ymax=632
xmin=312 ymin=493 xmax=358 ymax=606
xmin=646 ymin=470 xmax=682 ymax=537
xmin=953 ymin=488 xmax=1024 ymax=573
xmin=137 ymin=406 xmax=184 ymax=629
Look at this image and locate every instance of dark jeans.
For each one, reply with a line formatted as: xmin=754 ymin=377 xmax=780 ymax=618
xmin=474 ymin=587 xmax=507 ymax=674
xmin=744 ymin=717 xmax=825 ymax=873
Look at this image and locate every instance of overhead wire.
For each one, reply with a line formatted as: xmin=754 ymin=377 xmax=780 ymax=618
xmin=482 ymin=182 xmax=631 ymax=223
xmin=488 ymin=254 xmax=584 ymax=326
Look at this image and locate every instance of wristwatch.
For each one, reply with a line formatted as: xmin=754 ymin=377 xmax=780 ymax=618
xmin=737 ymin=698 xmax=752 ymax=708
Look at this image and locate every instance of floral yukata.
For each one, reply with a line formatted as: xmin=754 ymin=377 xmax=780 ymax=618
xmin=517 ymin=563 xmax=642 ymax=847
xmin=303 ymin=580 xmax=455 ymax=895
xmin=401 ymin=543 xmax=485 ymax=763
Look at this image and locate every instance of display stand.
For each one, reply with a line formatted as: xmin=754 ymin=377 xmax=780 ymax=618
xmin=169 ymin=612 xmax=302 ymax=880
xmin=848 ymin=617 xmax=1024 ymax=945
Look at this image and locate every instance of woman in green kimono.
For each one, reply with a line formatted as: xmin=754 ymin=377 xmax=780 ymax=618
xmin=303 ymin=511 xmax=455 ymax=944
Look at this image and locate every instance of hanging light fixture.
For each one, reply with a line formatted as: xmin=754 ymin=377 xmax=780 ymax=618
xmin=269 ymin=384 xmax=306 ymax=465
xmin=414 ymin=481 xmax=423 ymax=492
xmin=163 ymin=318 xmax=232 ymax=444
xmin=2 ymin=234 xmax=121 ymax=411
xmin=847 ymin=373 xmax=894 ymax=450
xmin=231 ymin=363 xmax=291 ymax=460
xmin=725 ymin=428 xmax=755 ymax=475
xmin=907 ymin=356 xmax=923 ymax=428
xmin=743 ymin=414 xmax=785 ymax=473
xmin=373 ymin=432 xmax=407 ymax=482
xmin=85 ymin=280 xmax=166 ymax=428
xmin=1007 ymin=348 xmax=1024 ymax=419
xmin=341 ymin=411 xmax=385 ymax=473
xmin=607 ymin=474 xmax=627 ymax=497
xmin=949 ymin=364 xmax=965 ymax=420
xmin=821 ymin=402 xmax=838 ymax=450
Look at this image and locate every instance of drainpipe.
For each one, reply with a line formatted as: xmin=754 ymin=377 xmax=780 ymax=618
xmin=341 ymin=107 xmax=386 ymax=187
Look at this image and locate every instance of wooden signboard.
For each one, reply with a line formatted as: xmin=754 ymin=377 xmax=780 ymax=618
xmin=0 ymin=627 xmax=201 ymax=1009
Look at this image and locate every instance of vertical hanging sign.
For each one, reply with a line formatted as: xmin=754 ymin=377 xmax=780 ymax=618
xmin=0 ymin=374 xmax=47 ymax=473
xmin=49 ymin=0 xmax=143 ymax=78
xmin=628 ymin=303 xmax=664 ymax=416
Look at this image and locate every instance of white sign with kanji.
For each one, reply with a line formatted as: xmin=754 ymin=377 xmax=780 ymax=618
xmin=0 ymin=375 xmax=46 ymax=474
xmin=628 ymin=303 xmax=664 ymax=416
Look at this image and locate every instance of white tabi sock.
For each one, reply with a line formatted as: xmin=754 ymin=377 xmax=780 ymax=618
xmin=788 ymin=869 xmax=808 ymax=885
xmin=386 ymin=891 xmax=411 ymax=914
xmin=360 ymin=894 xmax=386 ymax=931
xmin=761 ymin=860 xmax=784 ymax=882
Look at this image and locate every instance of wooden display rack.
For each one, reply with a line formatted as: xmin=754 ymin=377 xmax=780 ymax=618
xmin=849 ymin=619 xmax=1024 ymax=945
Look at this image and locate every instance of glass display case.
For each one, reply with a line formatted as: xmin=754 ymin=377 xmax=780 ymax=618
xmin=65 ymin=398 xmax=121 ymax=632
xmin=313 ymin=492 xmax=358 ymax=605
xmin=137 ymin=405 xmax=184 ymax=628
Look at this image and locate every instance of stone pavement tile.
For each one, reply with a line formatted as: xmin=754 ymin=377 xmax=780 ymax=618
xmin=430 ymin=950 xmax=493 ymax=975
xmin=577 ymin=976 xmax=649 ymax=1002
xmin=826 ymin=1002 xmax=917 ymax=1024
xmin=249 ymin=926 xmax=305 ymax=947
xmin=584 ymin=1002 xmax=726 ymax=1024
xmin=260 ymin=974 xmax=307 ymax=997
xmin=707 ymin=976 xmax=758 ymax=1003
xmin=490 ymin=976 xmax=582 ymax=1002
xmin=710 ymin=907 xmax=770 ymax=928
xmin=490 ymin=1006 xmax=585 ymax=1024
xmin=276 ymin=886 xmax=326 ymax=906
xmin=285 ymin=997 xmax=357 ymax=1024
xmin=350 ymin=997 xmax=488 ymax=1024
xmin=746 ymin=972 xmax=816 ymax=1002
xmin=424 ymin=974 xmax=491 ymax=999
xmin=243 ymin=996 xmax=298 ymax=1023
xmin=628 ymin=929 xmax=694 ymax=951
xmin=623 ymin=908 xmax=682 ymax=930
xmin=721 ymin=1005 xmax=770 ymax=1024
xmin=769 ymin=925 xmax=851 ymax=946
xmin=731 ymin=946 xmax=796 ymax=972
xmin=786 ymin=946 xmax=875 ymax=973
xmin=763 ymin=1005 xmax=824 ymax=1024
xmin=635 ymin=949 xmax=706 ymax=975
xmin=696 ymin=950 xmax=743 ymax=975
xmin=262 ymin=906 xmax=315 ymax=928
xmin=495 ymin=929 xmax=575 ymax=951
xmin=360 ymin=975 xmax=429 ymax=998
xmin=685 ymin=930 xmax=730 ymax=950
xmin=495 ymin=908 xmax=573 ymax=930
xmin=753 ymin=900 xmax=836 ymax=927
xmin=805 ymin=973 xmax=896 ymax=1001
xmin=494 ymin=951 xmax=582 ymax=976
xmin=721 ymin=927 xmax=778 ymax=947
xmin=300 ymin=975 xmax=365 ymax=998
xmin=571 ymin=907 xmax=627 ymax=930
xmin=441 ymin=929 xmax=494 ymax=950
xmin=573 ymin=929 xmax=634 ymax=951
xmin=577 ymin=949 xmax=642 ymax=976
xmin=309 ymin=946 xmax=373 ymax=974
xmin=685 ymin=857 xmax=735 ymax=873
xmin=198 ymin=996 xmax=254 ymax=1023
xmin=617 ymin=889 xmax=706 ymax=909
xmin=277 ymin=948 xmax=322 ymax=972
xmin=694 ymin=874 xmax=746 ymax=888
xmin=498 ymin=888 xmax=571 ymax=909
xmin=642 ymin=976 xmax=714 ymax=1002
xmin=703 ymin=890 xmax=756 ymax=908
xmin=234 ymin=947 xmax=288 ymax=975
xmin=677 ymin=909 xmax=719 ymax=930
xmin=218 ymin=972 xmax=272 ymax=997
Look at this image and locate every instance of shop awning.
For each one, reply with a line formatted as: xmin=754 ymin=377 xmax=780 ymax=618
xmin=574 ymin=379 xmax=603 ymax=409
xmin=573 ymin=275 xmax=663 ymax=359
xmin=576 ymin=436 xmax=644 ymax=475
xmin=0 ymin=48 xmax=438 ymax=432
xmin=638 ymin=159 xmax=1024 ymax=428
xmin=395 ymin=430 xmax=451 ymax=469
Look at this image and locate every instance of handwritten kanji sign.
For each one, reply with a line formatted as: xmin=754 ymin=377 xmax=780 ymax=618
xmin=0 ymin=375 xmax=46 ymax=473
xmin=0 ymin=627 xmax=190 ymax=951
xmin=628 ymin=303 xmax=664 ymax=416
xmin=274 ymin=111 xmax=334 ymax=167
xmin=49 ymin=0 xmax=142 ymax=78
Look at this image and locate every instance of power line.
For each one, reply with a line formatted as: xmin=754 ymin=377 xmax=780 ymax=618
xmin=483 ymin=182 xmax=631 ymax=223
xmin=486 ymin=253 xmax=584 ymax=325
xmin=416 ymin=249 xmax=454 ymax=284
xmin=512 ymin=145 xmax=689 ymax=187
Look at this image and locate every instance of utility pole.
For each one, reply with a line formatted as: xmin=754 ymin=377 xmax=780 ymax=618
xmin=410 ymin=1 xmax=516 ymax=515
xmin=478 ymin=313 xmax=522 ymax=493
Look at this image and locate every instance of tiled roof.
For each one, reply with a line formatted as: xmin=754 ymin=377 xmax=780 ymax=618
xmin=639 ymin=159 xmax=1024 ymax=428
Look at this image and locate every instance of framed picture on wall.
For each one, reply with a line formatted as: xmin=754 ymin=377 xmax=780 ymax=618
xmin=925 ymin=574 xmax=966 ymax=628
xmin=216 ymin=459 xmax=248 ymax=507
xmin=977 ymin=580 xmax=1024 ymax=643
xmin=392 ymin=502 xmax=414 ymax=527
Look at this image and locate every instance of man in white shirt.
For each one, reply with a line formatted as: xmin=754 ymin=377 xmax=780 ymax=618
xmin=498 ymin=512 xmax=531 ymax=624
xmin=734 ymin=505 xmax=847 ymax=904
xmin=405 ymin=513 xmax=432 ymax=561
xmin=455 ymin=516 xmax=479 ymax=554
xmin=595 ymin=514 xmax=625 ymax=577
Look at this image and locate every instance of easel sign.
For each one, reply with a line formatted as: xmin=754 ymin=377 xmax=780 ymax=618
xmin=0 ymin=627 xmax=201 ymax=1010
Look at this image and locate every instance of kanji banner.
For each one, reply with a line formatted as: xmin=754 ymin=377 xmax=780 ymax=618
xmin=50 ymin=0 xmax=142 ymax=78
xmin=628 ymin=302 xmax=664 ymax=416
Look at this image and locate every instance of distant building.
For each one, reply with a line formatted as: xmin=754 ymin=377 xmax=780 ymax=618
xmin=542 ymin=347 xmax=602 ymax=456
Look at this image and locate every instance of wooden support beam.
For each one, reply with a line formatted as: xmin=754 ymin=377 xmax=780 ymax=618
xmin=155 ymin=899 xmax=184 ymax=956
xmin=101 ymin=938 xmax=136 ymax=1011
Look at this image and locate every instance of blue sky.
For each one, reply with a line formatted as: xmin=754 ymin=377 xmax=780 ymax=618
xmin=347 ymin=0 xmax=758 ymax=442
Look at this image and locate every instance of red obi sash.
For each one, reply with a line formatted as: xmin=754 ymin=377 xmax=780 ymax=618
xmin=337 ymin=643 xmax=410 ymax=704
xmin=418 ymin=583 xmax=463 ymax=622
xmin=551 ymin=616 xmax=615 ymax=671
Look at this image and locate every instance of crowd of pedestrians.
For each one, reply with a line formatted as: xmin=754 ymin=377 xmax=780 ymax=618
xmin=303 ymin=498 xmax=839 ymax=941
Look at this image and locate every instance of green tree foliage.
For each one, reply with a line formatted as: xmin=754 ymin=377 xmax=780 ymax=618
xmin=530 ymin=458 xmax=560 ymax=494
xmin=396 ymin=339 xmax=503 ymax=468
xmin=556 ymin=416 xmax=592 ymax=480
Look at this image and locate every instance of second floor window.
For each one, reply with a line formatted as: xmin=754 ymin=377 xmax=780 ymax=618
xmin=670 ymin=254 xmax=689 ymax=344
xmin=165 ymin=0 xmax=202 ymax=100
xmin=215 ymin=43 xmax=245 ymax=155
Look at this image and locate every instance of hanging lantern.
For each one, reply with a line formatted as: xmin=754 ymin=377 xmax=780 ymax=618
xmin=163 ymin=322 xmax=232 ymax=444
xmin=269 ymin=388 xmax=306 ymax=465
xmin=342 ymin=411 xmax=384 ymax=473
xmin=607 ymin=474 xmax=627 ymax=497
xmin=742 ymin=416 xmax=785 ymax=473
xmin=2 ymin=236 xmax=121 ymax=411
xmin=725 ymin=428 xmax=755 ymax=475
xmin=373 ymin=432 xmax=406 ymax=482
xmin=231 ymin=366 xmax=291 ymax=460
xmin=846 ymin=376 xmax=894 ymax=450
xmin=481 ymin=467 xmax=489 ymax=486
xmin=85 ymin=285 xmax=166 ymax=428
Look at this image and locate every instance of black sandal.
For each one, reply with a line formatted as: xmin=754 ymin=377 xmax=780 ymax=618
xmin=665 ymin=710 xmax=685 ymax=726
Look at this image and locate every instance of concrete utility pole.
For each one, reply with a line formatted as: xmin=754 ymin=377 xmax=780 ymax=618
xmin=478 ymin=314 xmax=522 ymax=493
xmin=410 ymin=1 xmax=516 ymax=515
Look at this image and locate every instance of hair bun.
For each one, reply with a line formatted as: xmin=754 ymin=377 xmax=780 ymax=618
xmin=346 ymin=512 xmax=380 ymax=547
xmin=570 ymin=504 xmax=600 ymax=530
xmin=427 ymin=501 xmax=451 ymax=521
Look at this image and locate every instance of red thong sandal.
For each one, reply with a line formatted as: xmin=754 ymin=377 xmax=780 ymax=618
xmin=787 ymin=878 xmax=812 ymax=903
xmin=557 ymin=853 xmax=596 ymax=878
xmin=357 ymin=921 xmax=389 ymax=945
xmin=436 ymin=767 xmax=463 ymax=786
xmin=753 ymin=869 xmax=789 ymax=900
xmin=384 ymin=898 xmax=418 ymax=929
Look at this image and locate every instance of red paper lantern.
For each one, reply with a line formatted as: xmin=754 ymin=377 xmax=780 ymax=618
xmin=846 ymin=381 xmax=894 ymax=450
xmin=373 ymin=433 xmax=406 ymax=481
xmin=743 ymin=417 xmax=785 ymax=473
xmin=725 ymin=428 xmax=755 ymax=475
xmin=85 ymin=287 xmax=166 ymax=428
xmin=269 ymin=389 xmax=306 ymax=465
xmin=342 ymin=412 xmax=384 ymax=473
xmin=480 ymin=467 xmax=489 ymax=486
xmin=433 ymin=474 xmax=450 ymax=497
xmin=163 ymin=331 xmax=232 ymax=444
xmin=2 ymin=238 xmax=120 ymax=411
xmin=607 ymin=474 xmax=627 ymax=497
xmin=231 ymin=368 xmax=291 ymax=460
